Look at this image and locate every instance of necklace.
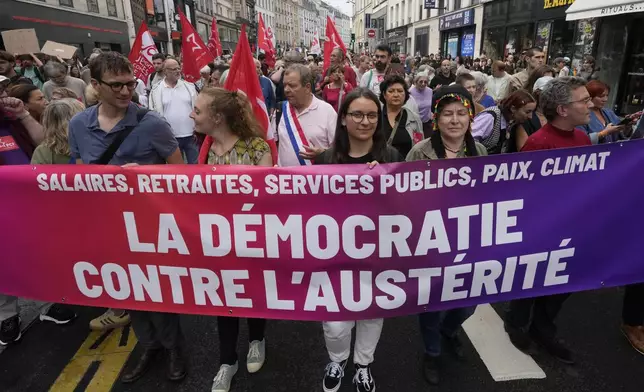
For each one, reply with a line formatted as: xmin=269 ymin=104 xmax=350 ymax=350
xmin=444 ymin=145 xmax=461 ymax=154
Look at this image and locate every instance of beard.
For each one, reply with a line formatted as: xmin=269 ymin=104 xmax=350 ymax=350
xmin=375 ymin=62 xmax=386 ymax=72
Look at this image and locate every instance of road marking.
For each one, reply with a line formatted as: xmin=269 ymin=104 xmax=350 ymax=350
xmin=49 ymin=326 xmax=137 ymax=392
xmin=462 ymin=304 xmax=547 ymax=382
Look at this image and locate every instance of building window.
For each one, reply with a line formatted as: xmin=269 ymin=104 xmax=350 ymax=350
xmin=107 ymin=0 xmax=118 ymax=17
xmin=454 ymin=0 xmax=461 ymax=10
xmin=59 ymin=0 xmax=73 ymax=6
xmin=86 ymin=0 xmax=99 ymax=12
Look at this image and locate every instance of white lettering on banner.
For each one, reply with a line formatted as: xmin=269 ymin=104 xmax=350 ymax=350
xmin=122 ymin=200 xmax=525 ymax=261
xmin=36 ymin=173 xmax=129 ymax=192
xmin=71 ymin=239 xmax=576 ymax=312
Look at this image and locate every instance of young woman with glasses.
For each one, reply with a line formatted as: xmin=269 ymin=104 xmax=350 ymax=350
xmin=315 ymin=88 xmax=403 ymax=392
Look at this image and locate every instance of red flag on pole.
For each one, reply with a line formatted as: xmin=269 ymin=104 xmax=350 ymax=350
xmin=207 ymin=17 xmax=223 ymax=58
xmin=198 ymin=26 xmax=278 ymax=164
xmin=127 ymin=22 xmax=159 ymax=82
xmin=257 ymin=14 xmax=276 ymax=68
xmin=179 ymin=10 xmax=214 ymax=83
xmin=323 ymin=16 xmax=347 ymax=71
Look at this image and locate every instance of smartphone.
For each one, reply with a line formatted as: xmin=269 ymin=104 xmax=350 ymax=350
xmin=618 ymin=117 xmax=634 ymax=126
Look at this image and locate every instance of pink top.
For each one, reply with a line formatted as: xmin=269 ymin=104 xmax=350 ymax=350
xmin=277 ymin=95 xmax=337 ymax=167
xmin=322 ymin=82 xmax=353 ymax=112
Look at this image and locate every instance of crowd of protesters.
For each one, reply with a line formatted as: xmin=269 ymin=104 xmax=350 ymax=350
xmin=1 ymin=40 xmax=644 ymax=392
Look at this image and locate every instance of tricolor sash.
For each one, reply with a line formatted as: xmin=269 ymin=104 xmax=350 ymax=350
xmin=282 ymin=101 xmax=312 ymax=166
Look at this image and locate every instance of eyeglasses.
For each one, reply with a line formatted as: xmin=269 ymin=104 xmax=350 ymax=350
xmin=347 ymin=111 xmax=379 ymax=124
xmin=569 ymin=96 xmax=592 ymax=105
xmin=96 ymin=78 xmax=137 ymax=92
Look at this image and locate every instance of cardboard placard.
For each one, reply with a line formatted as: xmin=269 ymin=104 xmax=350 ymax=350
xmin=41 ymin=41 xmax=78 ymax=60
xmin=1 ymin=29 xmax=40 ymax=55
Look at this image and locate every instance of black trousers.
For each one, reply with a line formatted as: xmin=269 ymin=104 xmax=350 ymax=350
xmin=623 ymin=283 xmax=644 ymax=326
xmin=218 ymin=317 xmax=267 ymax=365
xmin=505 ymin=293 xmax=571 ymax=340
xmin=130 ymin=311 xmax=183 ymax=350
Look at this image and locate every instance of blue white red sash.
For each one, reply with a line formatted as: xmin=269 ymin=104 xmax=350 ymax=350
xmin=282 ymin=101 xmax=312 ymax=166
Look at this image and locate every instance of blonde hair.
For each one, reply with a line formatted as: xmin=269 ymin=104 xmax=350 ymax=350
xmin=41 ymin=98 xmax=85 ymax=156
xmin=51 ymin=87 xmax=78 ymax=100
xmin=85 ymin=85 xmax=100 ymax=106
xmin=199 ymin=87 xmax=264 ymax=140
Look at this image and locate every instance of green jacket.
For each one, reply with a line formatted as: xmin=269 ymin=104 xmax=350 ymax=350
xmin=406 ymin=137 xmax=487 ymax=161
xmin=31 ymin=144 xmax=72 ymax=165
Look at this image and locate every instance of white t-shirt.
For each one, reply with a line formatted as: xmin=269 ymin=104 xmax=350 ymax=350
xmin=360 ymin=70 xmax=387 ymax=97
xmin=159 ymin=81 xmax=195 ymax=138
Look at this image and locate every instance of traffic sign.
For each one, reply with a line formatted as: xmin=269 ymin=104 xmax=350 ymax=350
xmin=365 ymin=28 xmax=376 ymax=39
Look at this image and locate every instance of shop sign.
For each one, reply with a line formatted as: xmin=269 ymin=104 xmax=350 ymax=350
xmin=439 ymin=9 xmax=474 ymax=31
xmin=543 ymin=0 xmax=575 ymax=9
xmin=461 ymin=32 xmax=475 ymax=57
xmin=424 ymin=0 xmax=437 ymax=9
xmin=386 ymin=27 xmax=407 ymax=41
xmin=600 ymin=3 xmax=644 ymax=17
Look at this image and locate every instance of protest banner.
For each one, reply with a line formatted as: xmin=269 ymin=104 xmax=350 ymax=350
xmin=1 ymin=29 xmax=40 ymax=55
xmin=41 ymin=41 xmax=78 ymax=59
xmin=1 ymin=141 xmax=644 ymax=321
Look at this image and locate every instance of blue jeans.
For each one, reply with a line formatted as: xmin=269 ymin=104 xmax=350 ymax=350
xmin=418 ymin=306 xmax=476 ymax=357
xmin=177 ymin=136 xmax=199 ymax=164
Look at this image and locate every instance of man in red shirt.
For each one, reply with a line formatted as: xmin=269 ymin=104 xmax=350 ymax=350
xmin=521 ymin=76 xmax=592 ymax=151
xmin=506 ymin=76 xmax=592 ymax=365
xmin=328 ymin=48 xmax=357 ymax=89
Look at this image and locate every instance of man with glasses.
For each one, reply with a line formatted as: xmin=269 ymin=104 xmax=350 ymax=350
xmin=505 ymin=77 xmax=592 ymax=365
xmin=42 ymin=61 xmax=87 ymax=103
xmin=68 ymin=51 xmax=186 ymax=384
xmin=149 ymin=58 xmax=199 ymax=164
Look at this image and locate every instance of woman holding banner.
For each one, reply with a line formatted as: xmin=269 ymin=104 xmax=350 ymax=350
xmin=314 ymin=87 xmax=403 ymax=392
xmin=406 ymin=85 xmax=486 ymax=386
xmin=191 ymin=87 xmax=272 ymax=392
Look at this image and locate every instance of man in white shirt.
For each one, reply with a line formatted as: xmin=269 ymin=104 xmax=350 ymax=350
xmin=147 ymin=53 xmax=166 ymax=93
xmin=149 ymin=59 xmax=199 ymax=163
xmin=278 ymin=64 xmax=336 ymax=166
xmin=360 ymin=44 xmax=391 ymax=97
xmin=486 ymin=60 xmax=512 ymax=102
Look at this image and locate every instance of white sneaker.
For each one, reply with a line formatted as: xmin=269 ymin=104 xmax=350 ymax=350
xmin=211 ymin=362 xmax=238 ymax=392
xmin=246 ymin=339 xmax=266 ymax=373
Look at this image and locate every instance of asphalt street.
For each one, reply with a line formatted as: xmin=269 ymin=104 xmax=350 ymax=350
xmin=0 ymin=287 xmax=643 ymax=392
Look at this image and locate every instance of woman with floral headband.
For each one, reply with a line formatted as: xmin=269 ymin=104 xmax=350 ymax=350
xmin=406 ymin=85 xmax=486 ymax=387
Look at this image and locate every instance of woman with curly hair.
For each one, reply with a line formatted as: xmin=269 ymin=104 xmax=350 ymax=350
xmin=31 ymin=98 xmax=85 ymax=164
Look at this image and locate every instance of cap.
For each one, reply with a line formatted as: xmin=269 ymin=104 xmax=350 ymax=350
xmin=564 ymin=57 xmax=571 ymax=63
xmin=533 ymin=76 xmax=554 ymax=92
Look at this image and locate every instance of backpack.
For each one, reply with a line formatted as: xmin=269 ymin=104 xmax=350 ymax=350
xmin=477 ymin=107 xmax=507 ymax=155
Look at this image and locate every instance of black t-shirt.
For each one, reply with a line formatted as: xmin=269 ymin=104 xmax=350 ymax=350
xmin=383 ymin=110 xmax=412 ymax=158
xmin=315 ymin=146 xmax=404 ymax=164
xmin=429 ymin=73 xmax=455 ymax=89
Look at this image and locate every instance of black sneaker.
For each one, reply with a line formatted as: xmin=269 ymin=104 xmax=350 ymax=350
xmin=442 ymin=331 xmax=465 ymax=358
xmin=504 ymin=322 xmax=532 ymax=352
xmin=422 ymin=354 xmax=440 ymax=385
xmin=40 ymin=304 xmax=77 ymax=325
xmin=0 ymin=315 xmax=21 ymax=345
xmin=530 ymin=331 xmax=574 ymax=364
xmin=323 ymin=359 xmax=347 ymax=392
xmin=353 ymin=364 xmax=375 ymax=392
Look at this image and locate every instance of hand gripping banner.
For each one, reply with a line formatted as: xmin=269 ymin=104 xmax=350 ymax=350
xmin=1 ymin=141 xmax=644 ymax=321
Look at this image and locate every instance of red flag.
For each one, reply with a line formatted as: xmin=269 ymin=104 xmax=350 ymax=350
xmin=207 ymin=17 xmax=223 ymax=58
xmin=127 ymin=22 xmax=159 ymax=82
xmin=179 ymin=10 xmax=214 ymax=83
xmin=198 ymin=26 xmax=277 ymax=165
xmin=323 ymin=16 xmax=347 ymax=71
xmin=257 ymin=14 xmax=275 ymax=68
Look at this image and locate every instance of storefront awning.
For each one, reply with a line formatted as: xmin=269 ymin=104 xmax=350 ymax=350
xmin=566 ymin=0 xmax=644 ymax=21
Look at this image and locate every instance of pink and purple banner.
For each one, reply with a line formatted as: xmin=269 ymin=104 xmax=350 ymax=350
xmin=1 ymin=141 xmax=644 ymax=321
